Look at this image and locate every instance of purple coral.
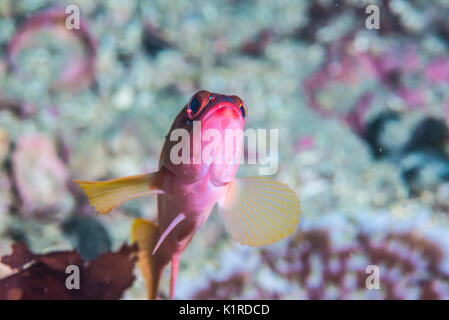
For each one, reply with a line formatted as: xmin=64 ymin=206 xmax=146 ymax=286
xmin=190 ymin=220 xmax=449 ymax=300
xmin=258 ymin=228 xmax=449 ymax=299
xmin=193 ymin=273 xmax=250 ymax=300
xmin=302 ymin=35 xmax=376 ymax=131
xmin=303 ymin=34 xmax=449 ymax=138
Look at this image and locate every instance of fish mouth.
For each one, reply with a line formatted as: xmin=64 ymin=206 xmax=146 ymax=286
xmin=198 ymin=97 xmax=243 ymax=125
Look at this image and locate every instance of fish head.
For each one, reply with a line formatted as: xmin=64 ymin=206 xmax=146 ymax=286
xmin=161 ymin=90 xmax=247 ymax=184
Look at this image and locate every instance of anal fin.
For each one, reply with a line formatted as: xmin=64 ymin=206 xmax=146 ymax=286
xmin=131 ymin=218 xmax=161 ymax=300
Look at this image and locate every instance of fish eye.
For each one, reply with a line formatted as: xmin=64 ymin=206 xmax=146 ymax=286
xmin=187 ymin=91 xmax=210 ymax=121
xmin=230 ymin=95 xmax=246 ymax=120
xmin=239 ymin=104 xmax=247 ymax=119
xmin=190 ymin=98 xmax=200 ymax=115
xmin=187 ymin=96 xmax=202 ymax=120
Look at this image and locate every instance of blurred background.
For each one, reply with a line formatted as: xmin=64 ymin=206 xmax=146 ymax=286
xmin=1 ymin=0 xmax=449 ymax=299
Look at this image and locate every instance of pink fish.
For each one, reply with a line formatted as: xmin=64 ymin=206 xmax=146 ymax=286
xmin=74 ymin=91 xmax=301 ymax=299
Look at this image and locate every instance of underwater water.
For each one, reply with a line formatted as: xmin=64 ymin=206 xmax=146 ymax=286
xmin=1 ymin=0 xmax=449 ymax=300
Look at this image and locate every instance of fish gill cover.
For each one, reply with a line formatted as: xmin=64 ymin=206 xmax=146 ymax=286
xmin=0 ymin=0 xmax=449 ymax=299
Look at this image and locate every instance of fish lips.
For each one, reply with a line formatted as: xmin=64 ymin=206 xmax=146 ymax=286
xmin=197 ymin=96 xmax=245 ymax=126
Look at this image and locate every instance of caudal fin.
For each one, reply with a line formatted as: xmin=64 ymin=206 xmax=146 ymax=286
xmin=73 ymin=172 xmax=164 ymax=214
xmin=131 ymin=218 xmax=162 ymax=300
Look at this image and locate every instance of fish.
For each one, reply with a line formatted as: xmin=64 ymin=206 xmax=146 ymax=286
xmin=74 ymin=90 xmax=301 ymax=299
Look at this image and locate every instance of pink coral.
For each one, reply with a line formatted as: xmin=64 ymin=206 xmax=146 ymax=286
xmin=425 ymin=58 xmax=449 ymax=84
xmin=7 ymin=8 xmax=96 ymax=91
xmin=12 ymin=134 xmax=69 ymax=217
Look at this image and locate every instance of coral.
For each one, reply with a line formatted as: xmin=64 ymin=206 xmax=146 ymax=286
xmin=11 ymin=134 xmax=70 ymax=217
xmin=260 ymin=228 xmax=449 ymax=299
xmin=7 ymin=8 xmax=96 ymax=91
xmin=191 ymin=220 xmax=449 ymax=300
xmin=193 ymin=273 xmax=249 ymax=300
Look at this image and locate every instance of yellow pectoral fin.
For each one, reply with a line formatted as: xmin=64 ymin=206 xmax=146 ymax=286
xmin=73 ymin=171 xmax=164 ymax=214
xmin=131 ymin=218 xmax=161 ymax=300
xmin=218 ymin=177 xmax=301 ymax=247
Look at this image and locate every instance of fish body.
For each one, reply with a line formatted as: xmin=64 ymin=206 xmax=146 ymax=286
xmin=74 ymin=91 xmax=300 ymax=299
xmin=157 ymin=93 xmax=244 ymax=244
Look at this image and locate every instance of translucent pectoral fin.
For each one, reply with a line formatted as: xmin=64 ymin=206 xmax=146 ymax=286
xmin=218 ymin=177 xmax=300 ymax=246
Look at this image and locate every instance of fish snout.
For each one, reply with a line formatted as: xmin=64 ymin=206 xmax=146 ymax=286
xmin=199 ymin=94 xmax=246 ymax=125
